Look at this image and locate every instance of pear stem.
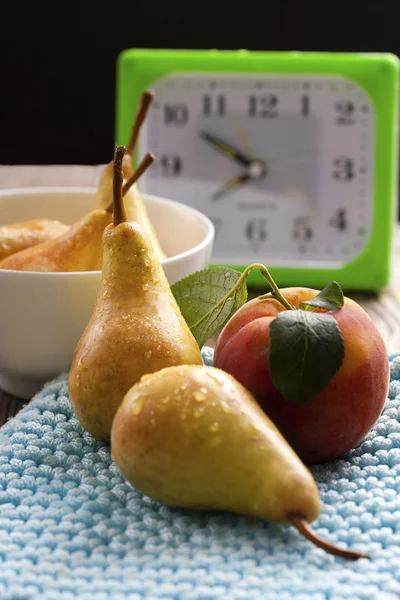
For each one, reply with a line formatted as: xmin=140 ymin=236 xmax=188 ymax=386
xmin=289 ymin=516 xmax=369 ymax=560
xmin=122 ymin=153 xmax=155 ymax=196
xmin=104 ymin=152 xmax=155 ymax=214
xmin=113 ymin=145 xmax=127 ymax=226
xmin=126 ymin=90 xmax=155 ymax=156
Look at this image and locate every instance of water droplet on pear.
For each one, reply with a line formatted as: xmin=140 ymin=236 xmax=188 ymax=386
xmin=131 ymin=395 xmax=148 ymax=415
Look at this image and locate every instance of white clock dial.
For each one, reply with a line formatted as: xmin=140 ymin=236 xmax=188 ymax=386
xmin=139 ymin=73 xmax=374 ymax=268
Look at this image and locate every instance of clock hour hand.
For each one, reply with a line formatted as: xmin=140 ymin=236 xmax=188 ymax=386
xmin=199 ymin=131 xmax=253 ymax=168
xmin=212 ymin=173 xmax=252 ymax=201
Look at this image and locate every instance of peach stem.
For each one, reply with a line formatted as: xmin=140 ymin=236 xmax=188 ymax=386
xmin=290 ymin=516 xmax=369 ymax=560
xmin=236 ymin=263 xmax=294 ymax=311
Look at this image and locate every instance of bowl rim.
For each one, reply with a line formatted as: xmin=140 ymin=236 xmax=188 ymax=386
xmin=0 ymin=186 xmax=215 ymax=277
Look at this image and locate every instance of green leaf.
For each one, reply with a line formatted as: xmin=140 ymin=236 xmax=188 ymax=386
xmin=268 ymin=310 xmax=344 ymax=404
xmin=299 ymin=281 xmax=344 ymax=312
xmin=171 ymin=266 xmax=248 ymax=348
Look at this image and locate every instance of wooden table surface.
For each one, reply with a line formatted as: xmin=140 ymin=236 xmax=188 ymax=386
xmin=1 ymin=165 xmax=400 ymax=425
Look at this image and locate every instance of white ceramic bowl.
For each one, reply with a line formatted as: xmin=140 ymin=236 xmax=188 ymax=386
xmin=0 ymin=187 xmax=214 ymax=399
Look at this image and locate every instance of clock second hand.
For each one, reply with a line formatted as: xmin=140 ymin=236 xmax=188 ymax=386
xmin=237 ymin=127 xmax=256 ymax=160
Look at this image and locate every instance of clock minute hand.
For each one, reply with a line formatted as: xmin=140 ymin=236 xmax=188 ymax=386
xmin=199 ymin=131 xmax=253 ymax=167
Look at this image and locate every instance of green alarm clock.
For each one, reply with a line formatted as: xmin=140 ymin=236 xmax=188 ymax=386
xmin=115 ymin=49 xmax=399 ymax=290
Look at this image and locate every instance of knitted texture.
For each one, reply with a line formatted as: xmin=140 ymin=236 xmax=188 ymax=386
xmin=0 ymin=347 xmax=400 ymax=600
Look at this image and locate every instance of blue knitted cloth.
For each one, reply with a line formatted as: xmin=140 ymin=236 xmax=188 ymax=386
xmin=1 ymin=347 xmax=400 ymax=600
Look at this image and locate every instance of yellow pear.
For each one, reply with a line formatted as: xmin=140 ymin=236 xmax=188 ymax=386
xmin=94 ymin=90 xmax=167 ymax=261
xmin=0 ymin=218 xmax=69 ymax=260
xmin=111 ymin=364 xmax=368 ymax=561
xmin=0 ymin=157 xmax=155 ymax=272
xmin=0 ymin=209 xmax=112 ymax=272
xmin=68 ymin=145 xmax=203 ymax=442
xmin=119 ymin=181 xmax=167 ymax=261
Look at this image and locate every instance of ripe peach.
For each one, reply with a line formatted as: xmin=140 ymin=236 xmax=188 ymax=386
xmin=214 ymin=288 xmax=390 ymax=464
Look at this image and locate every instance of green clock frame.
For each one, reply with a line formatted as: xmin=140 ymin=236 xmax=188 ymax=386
xmin=116 ymin=49 xmax=399 ymax=291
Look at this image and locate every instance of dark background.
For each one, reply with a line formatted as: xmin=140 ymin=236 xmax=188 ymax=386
xmin=1 ymin=1 xmax=400 ymax=168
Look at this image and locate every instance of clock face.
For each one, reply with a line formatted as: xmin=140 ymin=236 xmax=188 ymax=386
xmin=139 ymin=72 xmax=374 ymax=268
